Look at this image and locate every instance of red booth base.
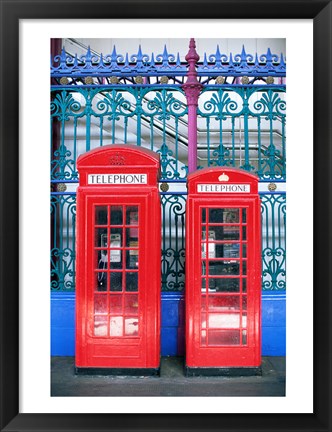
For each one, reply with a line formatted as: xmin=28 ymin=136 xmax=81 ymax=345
xmin=75 ymin=366 xmax=160 ymax=376
xmin=185 ymin=365 xmax=262 ymax=377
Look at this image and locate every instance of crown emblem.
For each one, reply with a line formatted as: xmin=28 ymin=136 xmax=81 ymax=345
xmin=218 ymin=173 xmax=229 ymax=182
xmin=109 ymin=152 xmax=126 ymax=165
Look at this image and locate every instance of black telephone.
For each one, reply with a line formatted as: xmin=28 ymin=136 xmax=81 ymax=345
xmin=97 ymin=233 xmax=122 ymax=289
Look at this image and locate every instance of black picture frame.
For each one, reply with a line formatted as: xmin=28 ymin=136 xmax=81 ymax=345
xmin=1 ymin=1 xmax=331 ymax=431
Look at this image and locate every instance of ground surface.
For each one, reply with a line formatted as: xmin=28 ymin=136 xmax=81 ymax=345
xmin=51 ymin=356 xmax=285 ymax=397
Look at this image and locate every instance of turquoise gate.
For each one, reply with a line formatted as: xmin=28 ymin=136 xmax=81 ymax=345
xmin=51 ymin=38 xmax=286 ymax=356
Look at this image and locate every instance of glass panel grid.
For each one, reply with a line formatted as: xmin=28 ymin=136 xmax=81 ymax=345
xmin=200 ymin=206 xmax=248 ymax=346
xmin=93 ymin=204 xmax=140 ymax=337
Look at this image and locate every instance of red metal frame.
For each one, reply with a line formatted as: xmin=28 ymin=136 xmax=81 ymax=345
xmin=186 ymin=167 xmax=261 ymax=369
xmin=76 ymin=145 xmax=160 ymax=370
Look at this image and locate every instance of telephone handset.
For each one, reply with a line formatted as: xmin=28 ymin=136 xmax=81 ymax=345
xmin=98 ymin=233 xmax=122 ymax=287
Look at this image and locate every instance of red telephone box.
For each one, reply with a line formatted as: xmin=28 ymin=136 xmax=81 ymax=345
xmin=75 ymin=145 xmax=161 ymax=375
xmin=185 ymin=168 xmax=261 ymax=376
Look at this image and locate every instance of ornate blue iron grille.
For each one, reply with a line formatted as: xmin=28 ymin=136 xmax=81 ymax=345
xmin=197 ymin=86 xmax=286 ymax=180
xmin=161 ymin=192 xmax=186 ymax=291
xmin=51 ymin=86 xmax=188 ymax=181
xmin=51 ymin=40 xmax=286 ymax=292
xmin=261 ymin=192 xmax=286 ymax=290
xmin=51 ymin=193 xmax=76 ymax=291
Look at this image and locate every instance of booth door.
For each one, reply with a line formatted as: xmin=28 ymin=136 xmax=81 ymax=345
xmin=84 ymin=195 xmax=150 ymax=367
xmin=191 ymin=200 xmax=260 ymax=367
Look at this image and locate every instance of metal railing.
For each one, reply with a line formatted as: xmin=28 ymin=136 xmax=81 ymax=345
xmin=50 ymin=39 xmax=286 ymax=292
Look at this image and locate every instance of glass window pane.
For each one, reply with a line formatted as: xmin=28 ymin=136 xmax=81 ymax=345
xmin=201 ymin=312 xmax=207 ymax=328
xmin=208 ymin=329 xmax=240 ymax=346
xmin=110 ymin=272 xmax=122 ymax=291
xmin=95 ymin=206 xmax=108 ymax=225
xmin=110 ymin=229 xmax=122 ymax=268
xmin=242 ymin=260 xmax=247 ymax=275
xmin=208 ymin=261 xmax=240 ymax=275
xmin=110 ymin=206 xmax=123 ymax=225
xmin=110 ymin=316 xmax=123 ymax=336
xmin=126 ymin=249 xmax=139 ymax=269
xmin=242 ymin=226 xmax=247 ymax=240
xmin=109 ymin=294 xmax=122 ymax=314
xmin=242 ymin=329 xmax=247 ymax=345
xmin=242 ymin=208 xmax=247 ymax=223
xmin=94 ymin=316 xmax=108 ymax=337
xmin=204 ymin=226 xmax=240 ymax=241
xmin=126 ymin=207 xmax=139 ymax=225
xmin=242 ymin=295 xmax=247 ymax=311
xmin=201 ymin=296 xmax=206 ymax=311
xmin=208 ymin=208 xmax=223 ymax=223
xmin=204 ymin=243 xmax=241 ymax=259
xmin=242 ymin=278 xmax=247 ymax=293
xmin=96 ymin=248 xmax=108 ymax=269
xmin=201 ymin=240 xmax=216 ymax=259
xmin=125 ymin=294 xmax=139 ymax=315
xmin=125 ymin=272 xmax=138 ymax=292
xmin=125 ymin=318 xmax=139 ymax=336
xmin=222 ymin=243 xmax=240 ymax=258
xmin=208 ymin=313 xmax=240 ymax=328
xmin=209 ymin=208 xmax=239 ymax=223
xmin=208 ymin=295 xmax=240 ymax=310
xmin=242 ymin=313 xmax=247 ymax=328
xmin=126 ymin=228 xmax=139 ymax=247
xmin=94 ymin=294 xmax=108 ymax=314
xmin=201 ymin=329 xmax=207 ymax=345
xmin=215 ymin=278 xmax=240 ymax=292
xmin=201 ymin=208 xmax=206 ymax=223
xmin=220 ymin=226 xmax=240 ymax=240
xmin=95 ymin=228 xmax=107 ymax=247
xmin=95 ymin=271 xmax=107 ymax=291
xmin=201 ymin=277 xmax=216 ymax=291
xmin=242 ymin=243 xmax=247 ymax=258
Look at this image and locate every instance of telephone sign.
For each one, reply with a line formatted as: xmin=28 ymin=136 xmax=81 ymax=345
xmin=185 ymin=167 xmax=262 ymax=376
xmin=75 ymin=145 xmax=161 ymax=375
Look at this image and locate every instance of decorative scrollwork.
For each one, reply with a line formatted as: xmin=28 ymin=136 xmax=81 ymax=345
xmin=51 ymin=90 xmax=83 ymax=121
xmin=94 ymin=90 xmax=132 ymax=119
xmin=161 ymin=194 xmax=186 ymax=291
xmin=261 ymin=193 xmax=286 ymax=290
xmin=252 ymin=90 xmax=286 ymax=120
xmin=142 ymin=88 xmax=187 ymax=179
xmin=201 ymin=91 xmax=239 ymax=119
xmin=51 ymin=194 xmax=76 ymax=291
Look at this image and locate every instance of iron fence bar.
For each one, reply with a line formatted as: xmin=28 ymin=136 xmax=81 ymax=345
xmin=50 ymin=39 xmax=286 ymax=293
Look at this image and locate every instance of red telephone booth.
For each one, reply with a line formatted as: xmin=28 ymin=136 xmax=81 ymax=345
xmin=75 ymin=145 xmax=161 ymax=375
xmin=185 ymin=168 xmax=261 ymax=376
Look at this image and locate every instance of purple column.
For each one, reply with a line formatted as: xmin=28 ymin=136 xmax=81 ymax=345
xmin=182 ymin=38 xmax=202 ymax=173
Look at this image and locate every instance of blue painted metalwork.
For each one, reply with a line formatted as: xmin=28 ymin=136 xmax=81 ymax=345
xmin=51 ymin=85 xmax=188 ymax=181
xmin=50 ymin=41 xmax=286 ymax=294
xmin=51 ymin=45 xmax=285 ymax=82
xmin=198 ymin=46 xmax=286 ymax=77
xmin=197 ymin=86 xmax=286 ymax=180
xmin=51 ymin=194 xmax=76 ymax=291
xmin=260 ymin=193 xmax=286 ymax=290
xmin=51 ymin=46 xmax=187 ymax=82
xmin=161 ymin=193 xmax=186 ymax=291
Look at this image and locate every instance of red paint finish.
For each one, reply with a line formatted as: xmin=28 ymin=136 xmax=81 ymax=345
xmin=186 ymin=167 xmax=261 ymax=368
xmin=76 ymin=145 xmax=161 ymax=369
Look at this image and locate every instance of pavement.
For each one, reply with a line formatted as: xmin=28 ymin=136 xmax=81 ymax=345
xmin=51 ymin=356 xmax=285 ymax=397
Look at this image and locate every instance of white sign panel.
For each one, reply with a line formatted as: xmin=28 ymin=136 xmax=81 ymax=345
xmin=88 ymin=173 xmax=147 ymax=185
xmin=197 ymin=183 xmax=251 ymax=193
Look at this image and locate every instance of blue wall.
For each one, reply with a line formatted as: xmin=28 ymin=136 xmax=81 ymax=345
xmin=51 ymin=291 xmax=285 ymax=356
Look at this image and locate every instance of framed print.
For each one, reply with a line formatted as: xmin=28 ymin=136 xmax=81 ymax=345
xmin=0 ymin=1 xmax=331 ymax=431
